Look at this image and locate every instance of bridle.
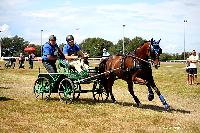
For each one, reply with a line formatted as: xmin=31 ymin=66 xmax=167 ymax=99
xmin=149 ymin=39 xmax=162 ymax=68
xmin=119 ymin=38 xmax=162 ymax=71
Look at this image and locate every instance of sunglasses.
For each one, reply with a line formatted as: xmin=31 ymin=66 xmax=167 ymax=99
xmin=50 ymin=40 xmax=56 ymax=41
xmin=68 ymin=40 xmax=74 ymax=43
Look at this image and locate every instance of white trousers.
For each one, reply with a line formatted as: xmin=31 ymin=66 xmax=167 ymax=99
xmin=69 ymin=60 xmax=89 ymax=73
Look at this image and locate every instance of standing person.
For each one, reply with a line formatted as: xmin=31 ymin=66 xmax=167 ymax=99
xmin=186 ymin=53 xmax=192 ymax=84
xmin=63 ymin=35 xmax=88 ymax=72
xmin=42 ymin=35 xmax=65 ymax=73
xmin=102 ymin=48 xmax=110 ymax=59
xmin=18 ymin=53 xmax=25 ymax=69
xmin=188 ymin=50 xmax=199 ymax=85
xmin=28 ymin=53 xmax=35 ymax=69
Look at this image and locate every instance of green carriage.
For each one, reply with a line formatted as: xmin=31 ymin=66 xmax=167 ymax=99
xmin=33 ymin=59 xmax=108 ymax=103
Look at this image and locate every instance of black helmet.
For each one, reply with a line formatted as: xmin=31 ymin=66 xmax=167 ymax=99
xmin=66 ymin=35 xmax=74 ymax=42
xmin=49 ymin=35 xmax=56 ymax=41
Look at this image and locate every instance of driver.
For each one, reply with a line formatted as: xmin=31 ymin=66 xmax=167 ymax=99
xmin=63 ymin=35 xmax=88 ymax=72
xmin=42 ymin=35 xmax=64 ymax=73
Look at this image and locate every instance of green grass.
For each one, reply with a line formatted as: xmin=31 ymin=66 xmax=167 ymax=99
xmin=0 ymin=61 xmax=200 ymax=133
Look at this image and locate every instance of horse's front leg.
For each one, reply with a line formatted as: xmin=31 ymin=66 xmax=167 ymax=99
xmin=132 ymin=70 xmax=145 ymax=84
xmin=132 ymin=71 xmax=154 ymax=101
xmin=107 ymin=76 xmax=116 ymax=103
xmin=151 ymin=85 xmax=170 ymax=110
xmin=127 ymin=81 xmax=141 ymax=107
xmin=132 ymin=69 xmax=155 ymax=101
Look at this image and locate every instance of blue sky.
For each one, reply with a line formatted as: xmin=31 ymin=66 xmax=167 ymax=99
xmin=0 ymin=0 xmax=200 ymax=53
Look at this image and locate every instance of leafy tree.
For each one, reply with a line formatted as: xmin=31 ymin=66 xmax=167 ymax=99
xmin=79 ymin=37 xmax=113 ymax=57
xmin=1 ymin=35 xmax=193 ymax=61
xmin=109 ymin=36 xmax=145 ymax=55
xmin=159 ymin=53 xmax=173 ymax=61
xmin=112 ymin=37 xmax=131 ymax=54
xmin=128 ymin=36 xmax=145 ymax=52
xmin=1 ymin=35 xmax=29 ymax=56
xmin=159 ymin=52 xmax=187 ymax=61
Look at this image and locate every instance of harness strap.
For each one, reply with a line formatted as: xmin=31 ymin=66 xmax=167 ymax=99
xmin=119 ymin=55 xmax=138 ymax=80
xmin=120 ymin=55 xmax=126 ymax=70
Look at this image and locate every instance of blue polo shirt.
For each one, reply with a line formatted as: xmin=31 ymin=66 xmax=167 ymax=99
xmin=63 ymin=43 xmax=80 ymax=56
xmin=42 ymin=42 xmax=59 ymax=61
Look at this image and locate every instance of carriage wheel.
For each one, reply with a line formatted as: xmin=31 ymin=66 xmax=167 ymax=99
xmin=73 ymin=83 xmax=81 ymax=100
xmin=33 ymin=77 xmax=51 ymax=100
xmin=4 ymin=62 xmax=8 ymax=69
xmin=58 ymin=78 xmax=75 ymax=104
xmin=12 ymin=63 xmax=15 ymax=69
xmin=92 ymin=81 xmax=108 ymax=102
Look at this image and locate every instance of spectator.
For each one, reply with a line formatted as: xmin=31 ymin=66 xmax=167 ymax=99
xmin=18 ymin=53 xmax=25 ymax=69
xmin=102 ymin=48 xmax=110 ymax=59
xmin=28 ymin=53 xmax=35 ymax=69
xmin=188 ymin=50 xmax=199 ymax=85
xmin=186 ymin=53 xmax=192 ymax=84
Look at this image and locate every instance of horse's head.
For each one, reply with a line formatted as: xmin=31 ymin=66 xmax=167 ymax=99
xmin=135 ymin=38 xmax=162 ymax=69
xmin=149 ymin=38 xmax=162 ymax=69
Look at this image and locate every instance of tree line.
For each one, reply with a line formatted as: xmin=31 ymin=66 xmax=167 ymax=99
xmin=0 ymin=35 xmax=195 ymax=61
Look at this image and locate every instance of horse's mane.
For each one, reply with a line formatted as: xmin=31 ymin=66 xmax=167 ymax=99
xmin=137 ymin=41 xmax=151 ymax=50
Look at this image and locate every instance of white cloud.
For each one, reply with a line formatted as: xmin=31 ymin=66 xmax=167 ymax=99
xmin=0 ymin=0 xmax=200 ymax=53
xmin=0 ymin=24 xmax=9 ymax=32
xmin=0 ymin=0 xmax=29 ymax=10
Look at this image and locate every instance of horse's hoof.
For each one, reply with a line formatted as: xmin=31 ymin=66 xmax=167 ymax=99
xmin=164 ymin=104 xmax=170 ymax=111
xmin=112 ymin=100 xmax=117 ymax=104
xmin=137 ymin=102 xmax=142 ymax=107
xmin=148 ymin=94 xmax=154 ymax=101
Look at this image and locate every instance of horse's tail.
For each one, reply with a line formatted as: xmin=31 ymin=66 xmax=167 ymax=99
xmin=98 ymin=58 xmax=109 ymax=84
xmin=99 ymin=59 xmax=106 ymax=73
xmin=99 ymin=58 xmax=108 ymax=73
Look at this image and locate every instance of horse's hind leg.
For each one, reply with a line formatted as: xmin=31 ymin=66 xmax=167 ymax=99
xmin=100 ymin=76 xmax=110 ymax=100
xmin=108 ymin=78 xmax=116 ymax=103
xmin=127 ymin=81 xmax=141 ymax=107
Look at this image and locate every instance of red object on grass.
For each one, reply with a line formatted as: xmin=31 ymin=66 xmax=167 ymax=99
xmin=24 ymin=47 xmax=36 ymax=52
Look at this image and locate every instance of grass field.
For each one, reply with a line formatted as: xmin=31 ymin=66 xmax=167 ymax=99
xmin=0 ymin=61 xmax=200 ymax=133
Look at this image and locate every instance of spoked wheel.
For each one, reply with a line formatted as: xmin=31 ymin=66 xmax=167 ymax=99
xmin=73 ymin=83 xmax=81 ymax=100
xmin=4 ymin=62 xmax=8 ymax=69
xmin=92 ymin=81 xmax=108 ymax=102
xmin=58 ymin=78 xmax=75 ymax=104
xmin=33 ymin=77 xmax=51 ymax=100
xmin=12 ymin=63 xmax=15 ymax=69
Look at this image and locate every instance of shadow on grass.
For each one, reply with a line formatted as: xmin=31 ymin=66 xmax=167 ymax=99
xmin=74 ymin=98 xmax=191 ymax=114
xmin=0 ymin=97 xmax=14 ymax=101
xmin=73 ymin=97 xmax=114 ymax=105
xmin=118 ymin=101 xmax=190 ymax=114
xmin=44 ymin=97 xmax=191 ymax=114
xmin=49 ymin=97 xmax=113 ymax=105
xmin=0 ymin=86 xmax=11 ymax=89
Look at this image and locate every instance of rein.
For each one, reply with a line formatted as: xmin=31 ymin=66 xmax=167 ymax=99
xmin=75 ymin=66 xmax=121 ymax=83
xmin=127 ymin=54 xmax=151 ymax=64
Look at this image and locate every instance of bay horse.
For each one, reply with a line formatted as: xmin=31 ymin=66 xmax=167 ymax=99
xmin=99 ymin=38 xmax=169 ymax=110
